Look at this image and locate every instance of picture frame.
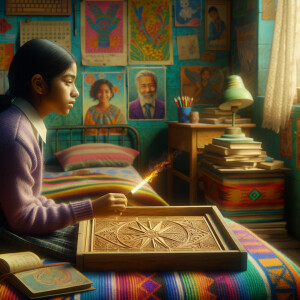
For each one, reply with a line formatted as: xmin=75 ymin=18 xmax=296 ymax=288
xmin=82 ymin=72 xmax=127 ymax=135
xmin=205 ymin=0 xmax=230 ymax=51
xmin=174 ymin=0 xmax=202 ymax=27
xmin=180 ymin=66 xmax=229 ymax=106
xmin=128 ymin=67 xmax=166 ymax=121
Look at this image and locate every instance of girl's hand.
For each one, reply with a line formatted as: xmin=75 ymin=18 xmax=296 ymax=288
xmin=91 ymin=193 xmax=127 ymax=218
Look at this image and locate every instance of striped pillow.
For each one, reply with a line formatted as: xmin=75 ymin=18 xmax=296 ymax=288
xmin=54 ymin=143 xmax=139 ymax=171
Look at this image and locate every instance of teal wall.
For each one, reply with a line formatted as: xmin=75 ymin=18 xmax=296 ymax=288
xmin=0 ymin=0 xmax=230 ymax=197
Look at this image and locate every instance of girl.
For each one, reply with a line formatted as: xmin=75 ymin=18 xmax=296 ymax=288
xmin=84 ymin=79 xmax=126 ymax=135
xmin=0 ymin=39 xmax=127 ymax=260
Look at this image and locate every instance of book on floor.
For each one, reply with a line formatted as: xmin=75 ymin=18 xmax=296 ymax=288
xmin=0 ymin=251 xmax=94 ymax=299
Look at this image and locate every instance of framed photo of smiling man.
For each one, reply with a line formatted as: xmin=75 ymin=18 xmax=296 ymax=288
xmin=128 ymin=67 xmax=166 ymax=120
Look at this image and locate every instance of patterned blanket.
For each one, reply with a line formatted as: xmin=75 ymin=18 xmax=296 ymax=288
xmin=1 ymin=220 xmax=299 ymax=300
xmin=42 ymin=166 xmax=168 ymax=206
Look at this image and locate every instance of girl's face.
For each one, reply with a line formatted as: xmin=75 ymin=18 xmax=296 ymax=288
xmin=40 ymin=62 xmax=79 ymax=117
xmin=96 ymin=84 xmax=113 ymax=103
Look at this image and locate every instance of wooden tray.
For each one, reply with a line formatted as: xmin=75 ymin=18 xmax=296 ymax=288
xmin=76 ymin=206 xmax=247 ymax=272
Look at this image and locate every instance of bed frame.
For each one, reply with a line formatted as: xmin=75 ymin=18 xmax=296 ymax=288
xmin=46 ymin=125 xmax=141 ymax=170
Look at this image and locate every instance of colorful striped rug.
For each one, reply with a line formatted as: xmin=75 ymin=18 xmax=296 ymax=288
xmin=42 ymin=166 xmax=168 ymax=206
xmin=1 ymin=220 xmax=299 ymax=299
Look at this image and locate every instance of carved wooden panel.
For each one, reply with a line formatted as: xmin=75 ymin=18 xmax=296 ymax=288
xmin=77 ymin=207 xmax=248 ymax=272
xmin=93 ymin=216 xmax=221 ymax=252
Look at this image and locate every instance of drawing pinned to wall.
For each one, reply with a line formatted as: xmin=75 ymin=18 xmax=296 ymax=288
xmin=262 ymin=0 xmax=276 ymax=20
xmin=128 ymin=0 xmax=173 ymax=65
xmin=81 ymin=0 xmax=127 ymax=66
xmin=236 ymin=22 xmax=257 ymax=95
xmin=181 ymin=66 xmax=229 ymax=106
xmin=128 ymin=67 xmax=166 ymax=120
xmin=205 ymin=1 xmax=230 ymax=51
xmin=0 ymin=18 xmax=12 ymax=33
xmin=280 ymin=118 xmax=292 ymax=159
xmin=0 ymin=44 xmax=13 ymax=70
xmin=175 ymin=0 xmax=202 ymax=27
xmin=83 ymin=72 xmax=127 ymax=135
xmin=177 ymin=35 xmax=200 ymax=60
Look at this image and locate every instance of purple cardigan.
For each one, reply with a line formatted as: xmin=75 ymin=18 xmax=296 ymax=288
xmin=0 ymin=105 xmax=94 ymax=234
xmin=129 ymin=99 xmax=165 ymax=119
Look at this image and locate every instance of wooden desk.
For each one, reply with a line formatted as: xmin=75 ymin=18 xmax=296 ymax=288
xmin=166 ymin=121 xmax=256 ymax=205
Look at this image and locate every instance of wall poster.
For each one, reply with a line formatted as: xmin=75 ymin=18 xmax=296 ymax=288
xmin=128 ymin=0 xmax=173 ymax=65
xmin=80 ymin=0 xmax=127 ymax=66
xmin=83 ymin=72 xmax=127 ymax=135
xmin=128 ymin=67 xmax=166 ymax=120
xmin=236 ymin=22 xmax=257 ymax=95
xmin=181 ymin=66 xmax=229 ymax=106
xmin=174 ymin=0 xmax=202 ymax=27
xmin=205 ymin=0 xmax=230 ymax=51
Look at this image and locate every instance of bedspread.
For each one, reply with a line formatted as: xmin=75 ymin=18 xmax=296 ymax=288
xmin=42 ymin=166 xmax=168 ymax=206
xmin=1 ymin=220 xmax=299 ymax=299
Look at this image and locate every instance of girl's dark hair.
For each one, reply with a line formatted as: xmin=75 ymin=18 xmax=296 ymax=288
xmin=0 ymin=38 xmax=76 ymax=112
xmin=89 ymin=79 xmax=114 ymax=100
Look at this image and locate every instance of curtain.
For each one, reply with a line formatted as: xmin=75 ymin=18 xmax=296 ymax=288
xmin=262 ymin=0 xmax=298 ymax=133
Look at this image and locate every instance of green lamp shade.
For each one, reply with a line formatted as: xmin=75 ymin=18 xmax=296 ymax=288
xmin=219 ymin=75 xmax=253 ymax=110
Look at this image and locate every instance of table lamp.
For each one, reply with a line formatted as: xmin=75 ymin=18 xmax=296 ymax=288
xmin=218 ymin=75 xmax=253 ymax=139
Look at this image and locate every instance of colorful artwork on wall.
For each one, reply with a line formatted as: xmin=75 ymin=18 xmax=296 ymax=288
xmin=174 ymin=0 xmax=202 ymax=27
xmin=80 ymin=0 xmax=127 ymax=66
xmin=280 ymin=118 xmax=292 ymax=159
xmin=177 ymin=35 xmax=200 ymax=60
xmin=0 ymin=44 xmax=13 ymax=70
xmin=262 ymin=0 xmax=276 ymax=20
xmin=128 ymin=0 xmax=173 ymax=65
xmin=82 ymin=72 xmax=127 ymax=135
xmin=180 ymin=66 xmax=229 ymax=106
xmin=205 ymin=0 xmax=230 ymax=51
xmin=236 ymin=22 xmax=257 ymax=95
xmin=128 ymin=67 xmax=166 ymax=120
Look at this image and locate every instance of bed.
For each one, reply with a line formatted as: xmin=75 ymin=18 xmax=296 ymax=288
xmin=0 ymin=125 xmax=299 ymax=300
xmin=42 ymin=125 xmax=168 ymax=207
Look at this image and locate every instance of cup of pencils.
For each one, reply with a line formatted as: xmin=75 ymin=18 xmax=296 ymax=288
xmin=174 ymin=96 xmax=193 ymax=123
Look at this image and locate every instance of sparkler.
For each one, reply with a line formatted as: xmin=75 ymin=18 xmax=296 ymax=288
xmin=126 ymin=160 xmax=172 ymax=196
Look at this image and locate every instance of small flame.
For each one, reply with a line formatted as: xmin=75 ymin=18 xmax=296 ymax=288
xmin=130 ymin=160 xmax=171 ymax=194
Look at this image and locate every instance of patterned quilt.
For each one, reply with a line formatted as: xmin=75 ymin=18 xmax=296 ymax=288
xmin=42 ymin=166 xmax=168 ymax=206
xmin=1 ymin=220 xmax=299 ymax=300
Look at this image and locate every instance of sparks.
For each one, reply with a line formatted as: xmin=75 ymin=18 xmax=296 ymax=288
xmin=130 ymin=160 xmax=172 ymax=194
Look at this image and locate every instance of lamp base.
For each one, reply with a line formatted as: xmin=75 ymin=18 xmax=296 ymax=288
xmin=221 ymin=127 xmax=251 ymax=139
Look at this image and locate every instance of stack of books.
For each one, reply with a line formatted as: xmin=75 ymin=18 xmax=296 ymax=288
xmin=199 ymin=108 xmax=252 ymax=124
xmin=202 ymin=136 xmax=284 ymax=171
xmin=203 ymin=137 xmax=264 ymax=170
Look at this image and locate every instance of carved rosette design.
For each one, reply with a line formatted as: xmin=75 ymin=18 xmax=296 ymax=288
xmin=93 ymin=216 xmax=221 ymax=252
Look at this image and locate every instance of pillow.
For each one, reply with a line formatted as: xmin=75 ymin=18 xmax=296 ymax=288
xmin=54 ymin=143 xmax=139 ymax=171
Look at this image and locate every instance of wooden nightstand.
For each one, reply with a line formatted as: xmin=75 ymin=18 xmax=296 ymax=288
xmin=166 ymin=121 xmax=256 ymax=205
